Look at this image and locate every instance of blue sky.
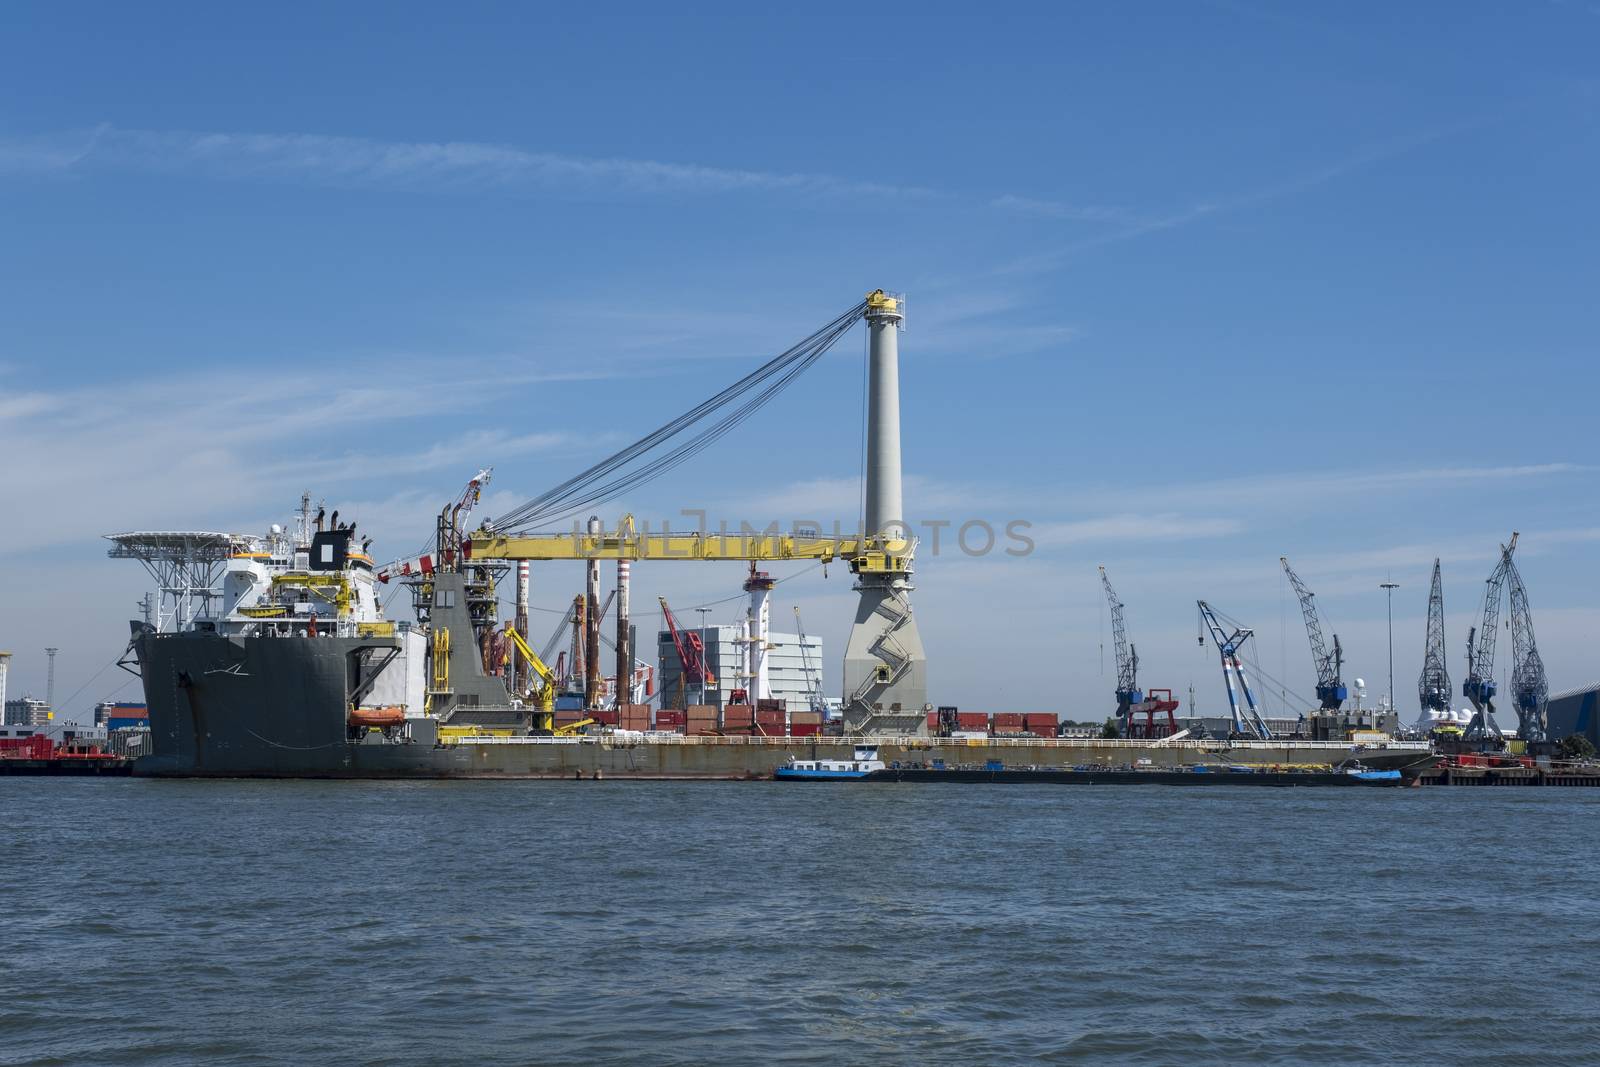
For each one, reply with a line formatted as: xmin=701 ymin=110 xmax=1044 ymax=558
xmin=2 ymin=4 xmax=1597 ymax=723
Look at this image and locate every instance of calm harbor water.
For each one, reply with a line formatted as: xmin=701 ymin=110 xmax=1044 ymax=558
xmin=4 ymin=778 xmax=1598 ymax=1065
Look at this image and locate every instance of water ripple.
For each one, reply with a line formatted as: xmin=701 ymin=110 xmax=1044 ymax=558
xmin=3 ymin=778 xmax=1598 ymax=1064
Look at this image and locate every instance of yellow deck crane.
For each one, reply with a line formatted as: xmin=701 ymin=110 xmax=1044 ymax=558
xmin=502 ymin=624 xmax=558 ymax=732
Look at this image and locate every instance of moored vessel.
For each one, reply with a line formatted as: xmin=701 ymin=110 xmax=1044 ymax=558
xmin=774 ymin=746 xmax=885 ymax=780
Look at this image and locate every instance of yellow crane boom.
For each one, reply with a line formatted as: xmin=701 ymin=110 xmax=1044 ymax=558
xmin=465 ymin=519 xmax=909 ymax=574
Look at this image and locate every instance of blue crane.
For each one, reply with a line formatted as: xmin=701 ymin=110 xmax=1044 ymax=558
xmin=1463 ymin=532 xmax=1516 ymax=740
xmin=1196 ymin=601 xmax=1272 ymax=740
xmin=1280 ymin=557 xmax=1347 ymax=711
xmin=1098 ymin=566 xmax=1142 ymax=734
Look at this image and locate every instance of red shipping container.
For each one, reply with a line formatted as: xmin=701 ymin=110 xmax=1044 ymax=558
xmin=926 ymin=711 xmax=940 ymax=729
xmin=593 ymin=710 xmax=620 ymax=726
xmin=956 ymin=713 xmax=989 ymax=731
xmin=789 ymin=722 xmax=821 ymax=737
xmin=993 ymin=713 xmax=1025 ymax=727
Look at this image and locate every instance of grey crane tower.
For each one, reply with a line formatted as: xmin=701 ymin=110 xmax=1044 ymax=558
xmin=1417 ymin=559 xmax=1451 ymax=721
xmin=1502 ymin=546 xmax=1548 ymax=742
xmin=842 ymin=291 xmax=929 ymax=735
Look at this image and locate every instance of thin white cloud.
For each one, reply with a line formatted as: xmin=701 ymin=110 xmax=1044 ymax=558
xmin=2 ymin=125 xmax=941 ymax=201
xmin=0 ymin=392 xmax=61 ymax=419
xmin=1072 ymin=462 xmax=1590 ymax=514
xmin=990 ymin=194 xmax=1137 ymax=224
xmin=0 ymin=360 xmax=578 ymax=556
xmin=1028 ymin=514 xmax=1242 ymax=548
xmin=993 ymin=118 xmax=1491 ymax=276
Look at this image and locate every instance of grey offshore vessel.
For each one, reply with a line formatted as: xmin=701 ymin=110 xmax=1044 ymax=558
xmin=113 ymin=294 xmax=1434 ymax=780
xmin=118 ymin=533 xmax=1432 ymax=780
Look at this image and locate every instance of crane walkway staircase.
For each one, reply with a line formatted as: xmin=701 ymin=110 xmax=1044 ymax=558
xmin=846 ymin=587 xmax=923 ymax=735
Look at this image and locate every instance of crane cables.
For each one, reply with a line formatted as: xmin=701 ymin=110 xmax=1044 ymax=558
xmin=492 ymin=299 xmax=869 ymax=534
xmin=1203 ymin=603 xmax=1317 ymax=715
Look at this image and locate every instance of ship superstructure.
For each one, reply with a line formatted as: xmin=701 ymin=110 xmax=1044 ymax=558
xmin=211 ymin=497 xmax=387 ymax=639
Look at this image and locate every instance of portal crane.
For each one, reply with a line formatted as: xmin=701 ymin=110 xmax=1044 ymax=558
xmin=1095 ymin=566 xmax=1178 ymax=738
xmin=1098 ymin=566 xmax=1142 ymax=732
xmin=1464 ymin=532 xmax=1517 ymax=740
xmin=1196 ymin=600 xmax=1272 ymax=740
xmin=659 ymin=596 xmax=715 ymax=709
xmin=1417 ymin=558 xmax=1451 ymax=721
xmin=1502 ymin=546 xmax=1548 ymax=742
xmin=1280 ymin=557 xmax=1347 ymax=711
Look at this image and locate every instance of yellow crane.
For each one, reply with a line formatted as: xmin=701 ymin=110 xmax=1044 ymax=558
xmin=502 ymin=624 xmax=558 ymax=732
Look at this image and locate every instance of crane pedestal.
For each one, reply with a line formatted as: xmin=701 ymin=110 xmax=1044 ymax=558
xmin=842 ymin=574 xmax=928 ymax=736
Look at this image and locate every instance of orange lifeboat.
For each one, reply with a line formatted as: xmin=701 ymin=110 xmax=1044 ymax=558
xmin=348 ymin=705 xmax=406 ymax=728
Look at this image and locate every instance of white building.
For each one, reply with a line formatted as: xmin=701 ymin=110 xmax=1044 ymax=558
xmin=4 ymin=697 xmax=53 ymax=727
xmin=657 ymin=626 xmax=823 ymax=711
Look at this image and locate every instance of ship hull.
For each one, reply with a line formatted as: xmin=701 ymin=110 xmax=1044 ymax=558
xmin=133 ymin=633 xmax=1436 ymax=780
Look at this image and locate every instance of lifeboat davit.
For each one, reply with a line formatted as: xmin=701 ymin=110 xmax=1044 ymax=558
xmin=348 ymin=705 xmax=406 ymax=728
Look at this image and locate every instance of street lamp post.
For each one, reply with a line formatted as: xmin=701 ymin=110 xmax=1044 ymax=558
xmin=1380 ymin=581 xmax=1399 ymax=722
